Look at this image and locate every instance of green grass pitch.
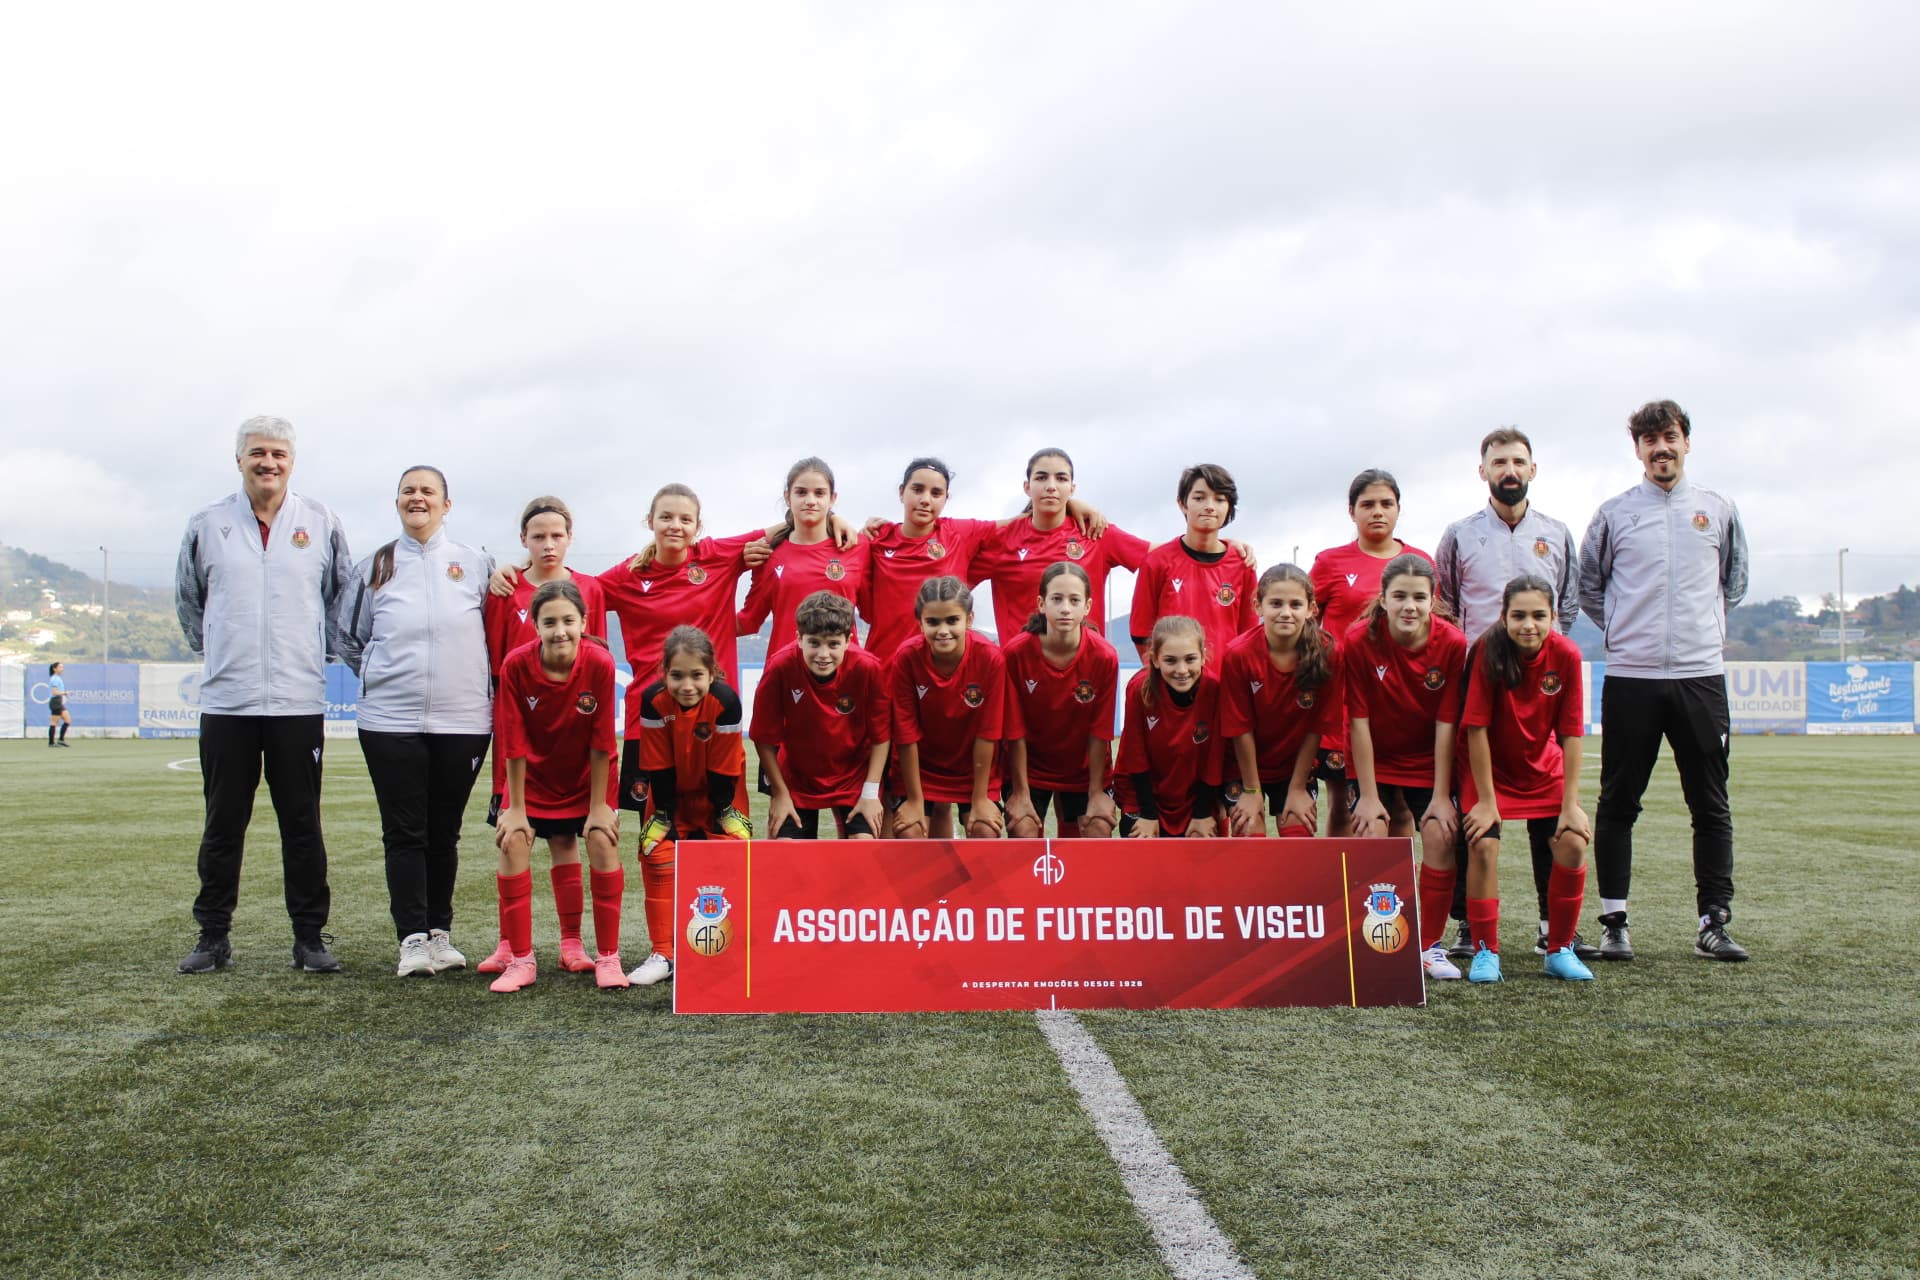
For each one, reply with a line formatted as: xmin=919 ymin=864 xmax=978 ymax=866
xmin=2 ymin=735 xmax=1916 ymax=1278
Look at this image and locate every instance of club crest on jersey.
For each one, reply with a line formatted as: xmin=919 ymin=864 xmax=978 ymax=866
xmin=686 ymin=564 xmax=708 ymax=585
xmin=1215 ymin=584 xmax=1236 ymax=606
xmin=1692 ymin=510 xmax=1710 ymax=532
xmin=1224 ymin=780 xmax=1245 ymax=800
xmin=962 ymin=683 xmax=985 ymax=708
xmin=1532 ymin=537 xmax=1550 ymax=558
xmin=1540 ymin=672 xmax=1563 ymax=696
xmin=576 ymin=693 xmax=598 ymax=714
xmin=1297 ymin=689 xmax=1316 ymax=709
xmin=1324 ymin=750 xmax=1346 ymax=770
xmin=1192 ymin=721 xmax=1211 ymax=745
xmin=290 ymin=527 xmax=311 ymax=549
xmin=693 ymin=722 xmax=713 ymax=741
xmin=629 ymin=777 xmax=649 ymax=803
xmin=446 ymin=562 xmax=465 ymax=582
xmin=834 ymin=693 xmax=856 ymax=715
xmin=1073 ymin=679 xmax=1097 ymax=704
xmin=925 ymin=539 xmax=945 ymax=558
xmin=1423 ymin=668 xmax=1446 ymax=691
xmin=825 ymin=559 xmax=846 ymax=581
xmin=1064 ymin=539 xmax=1085 ymax=560
xmin=1362 ymin=882 xmax=1410 ymax=955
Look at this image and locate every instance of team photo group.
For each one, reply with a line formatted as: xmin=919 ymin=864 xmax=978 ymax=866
xmin=171 ymin=400 xmax=1749 ymax=997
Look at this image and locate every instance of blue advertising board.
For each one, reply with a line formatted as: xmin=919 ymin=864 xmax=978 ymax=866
xmin=1805 ymin=662 xmax=1914 ymax=734
xmin=25 ymin=662 xmax=139 ymax=734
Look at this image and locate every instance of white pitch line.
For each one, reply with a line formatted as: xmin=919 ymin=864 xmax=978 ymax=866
xmin=166 ymin=758 xmax=199 ymax=772
xmin=1036 ymin=1010 xmax=1254 ymax=1280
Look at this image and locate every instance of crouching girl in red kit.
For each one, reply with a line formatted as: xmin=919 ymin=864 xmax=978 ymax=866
xmin=889 ymin=576 xmax=1006 ymax=840
xmin=1458 ymin=575 xmax=1593 ymax=984
xmin=1222 ymin=565 xmax=1341 ymax=838
xmin=1002 ymin=562 xmax=1121 ymax=839
xmin=488 ymin=580 xmax=624 ymax=992
xmin=1117 ymin=616 xmax=1224 ymax=838
xmin=625 ymin=626 xmax=751 ymax=988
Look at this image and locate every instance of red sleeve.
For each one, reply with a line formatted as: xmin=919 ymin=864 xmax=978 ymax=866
xmin=1558 ymin=640 xmax=1586 ymax=739
xmin=578 ymin=574 xmax=608 ymax=643
xmin=1129 ymin=553 xmax=1160 ymax=640
xmin=707 ymin=529 xmax=760 ymax=571
xmin=1003 ymin=658 xmax=1029 ymax=741
xmin=736 ymin=560 xmax=776 ymax=636
xmin=708 ymin=684 xmax=747 ymax=777
xmin=890 ymin=651 xmax=924 ymax=747
xmin=1091 ymin=643 xmax=1119 ymax=742
xmin=1435 ymin=629 xmax=1469 ymax=723
xmin=749 ymin=656 xmax=786 ymax=747
xmin=497 ymin=660 xmax=529 ymax=761
xmin=589 ymin=650 xmax=618 ymax=756
xmin=1201 ymin=682 xmax=1225 ymax=785
xmin=1115 ymin=680 xmax=1148 ymax=774
xmin=1309 ymin=551 xmax=1338 ymax=610
xmin=1461 ymin=648 xmax=1494 ymax=729
xmin=1343 ymin=636 xmax=1373 ymax=719
xmin=864 ymin=659 xmax=892 ymax=745
xmin=1218 ymin=643 xmax=1255 ymax=739
xmin=483 ymin=592 xmax=515 ymax=674
xmin=975 ymin=645 xmax=1006 ymax=741
xmin=1105 ymin=524 xmax=1151 ymax=572
xmin=637 ymin=687 xmax=674 ymax=771
xmin=1315 ymin=646 xmax=1345 ymax=736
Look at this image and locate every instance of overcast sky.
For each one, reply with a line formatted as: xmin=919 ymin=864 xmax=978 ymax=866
xmin=4 ymin=2 xmax=1915 ymax=624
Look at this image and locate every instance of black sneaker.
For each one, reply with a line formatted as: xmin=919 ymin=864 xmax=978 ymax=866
xmin=1446 ymin=921 xmax=1474 ymax=961
xmin=1695 ymin=910 xmax=1749 ymax=962
xmin=1533 ymin=928 xmax=1604 ymax=961
xmin=179 ymin=934 xmax=233 ymax=974
xmin=1597 ymin=912 xmax=1634 ymax=962
xmin=292 ymin=934 xmax=342 ymax=973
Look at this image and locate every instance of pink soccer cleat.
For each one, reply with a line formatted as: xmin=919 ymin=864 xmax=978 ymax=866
xmin=476 ymin=939 xmax=515 ymax=974
xmin=593 ymin=952 xmax=630 ymax=990
xmin=558 ymin=936 xmax=595 ymax=973
xmin=487 ymin=954 xmax=537 ymax=994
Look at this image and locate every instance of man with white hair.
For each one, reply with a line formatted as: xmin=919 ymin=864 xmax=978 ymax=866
xmin=175 ymin=416 xmax=355 ymax=974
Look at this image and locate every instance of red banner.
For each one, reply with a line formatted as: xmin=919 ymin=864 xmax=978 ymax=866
xmin=673 ymin=838 xmax=1423 ymax=1013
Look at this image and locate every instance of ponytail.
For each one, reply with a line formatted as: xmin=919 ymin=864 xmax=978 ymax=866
xmin=369 ymin=540 xmax=399 ymax=592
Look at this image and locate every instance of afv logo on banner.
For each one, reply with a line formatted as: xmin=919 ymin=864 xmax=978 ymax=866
xmin=674 ymin=837 xmax=1425 ymax=1013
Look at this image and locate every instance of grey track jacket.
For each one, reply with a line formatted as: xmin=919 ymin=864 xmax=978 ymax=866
xmin=175 ymin=491 xmax=355 ymax=716
xmin=1435 ymin=502 xmax=1580 ymax=642
xmin=334 ymin=530 xmax=494 ymax=735
xmin=1578 ymin=476 xmax=1749 ymax=678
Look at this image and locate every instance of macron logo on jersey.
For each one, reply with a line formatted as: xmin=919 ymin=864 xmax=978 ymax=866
xmin=1375 ymin=664 xmax=1388 ymax=681
xmin=526 ymin=696 xmax=539 ymax=709
xmin=1146 ymin=716 xmax=1159 ymax=730
xmin=1025 ymin=679 xmax=1038 ymax=693
xmin=790 ymin=688 xmax=804 ymax=703
xmin=1017 ymin=548 xmax=1030 ymax=561
xmin=916 ymin=684 xmax=930 ymax=699
xmin=1346 ymin=573 xmax=1358 ymax=586
xmin=775 ymin=565 xmax=785 ymax=579
xmin=1171 ymin=577 xmax=1184 ymax=594
xmin=884 ymin=549 xmax=897 ymax=558
xmin=1250 ymin=680 xmax=1263 ymax=694
xmin=517 ymin=609 xmax=529 ymax=623
xmin=640 ymin=580 xmax=654 ymax=593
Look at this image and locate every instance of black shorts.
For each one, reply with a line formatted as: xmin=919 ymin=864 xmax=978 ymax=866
xmin=1474 ymin=815 xmax=1556 ymax=857
xmin=1030 ymin=787 xmax=1091 ymax=826
xmin=1118 ymin=813 xmax=1197 ymax=838
xmin=617 ymin=740 xmax=650 ymax=813
xmin=774 ymin=807 xmax=876 ymax=839
xmin=1371 ymin=783 xmax=1434 ymax=817
xmin=1310 ymin=748 xmax=1349 ymax=786
xmin=957 ymin=798 xmax=1005 ymax=832
xmin=49 ymin=696 xmax=67 ymax=716
xmin=1225 ymin=778 xmax=1322 ymax=811
xmin=530 ymin=814 xmax=588 ymax=840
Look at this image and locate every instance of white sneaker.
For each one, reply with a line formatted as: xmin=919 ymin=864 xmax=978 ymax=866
xmin=426 ymin=929 xmax=466 ymax=973
xmin=396 ymin=932 xmax=435 ymax=977
xmin=627 ymin=951 xmax=674 ymax=986
xmin=1422 ymin=944 xmax=1463 ymax=981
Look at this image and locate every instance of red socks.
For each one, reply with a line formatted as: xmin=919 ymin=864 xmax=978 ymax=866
xmin=1466 ymin=897 xmax=1500 ymax=954
xmin=640 ymin=838 xmax=676 ymax=962
xmin=1417 ymin=866 xmax=1457 ymax=951
xmin=590 ymin=867 xmax=624 ymax=957
xmin=1546 ymin=863 xmax=1587 ymax=953
xmin=497 ymin=870 xmax=534 ymax=957
xmin=550 ymin=863 xmax=584 ymax=940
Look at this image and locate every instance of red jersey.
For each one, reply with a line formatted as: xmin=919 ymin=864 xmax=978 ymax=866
xmin=1115 ymin=668 xmax=1224 ymax=835
xmin=1342 ymin=616 xmax=1468 ymax=788
xmin=888 ymin=633 xmax=1006 ymax=805
xmin=1129 ymin=538 xmax=1257 ymax=666
xmin=496 ymin=639 xmax=618 ymax=817
xmin=969 ymin=519 xmax=1150 ymax=644
xmin=1310 ymin=540 xmax=1435 ymax=643
xmin=737 ymin=536 xmax=871 ymax=656
xmin=1458 ymin=631 xmax=1584 ymax=818
xmin=635 ymin=679 xmax=746 ymax=835
xmin=750 ymin=645 xmax=891 ymax=808
xmin=483 ymin=572 xmax=607 ymax=795
xmin=860 ymin=517 xmax=999 ymax=660
xmin=1001 ymin=628 xmax=1119 ymax=792
xmin=1217 ymin=629 xmax=1342 ymax=781
xmin=597 ymin=531 xmax=756 ymax=734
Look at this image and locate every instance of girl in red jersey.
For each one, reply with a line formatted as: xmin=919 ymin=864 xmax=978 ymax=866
xmin=625 ymin=626 xmax=751 ymax=987
xmin=889 ymin=576 xmax=1007 ymax=840
xmin=1222 ymin=565 xmax=1340 ymax=838
xmin=1129 ymin=463 xmax=1257 ymax=666
xmin=1310 ymin=469 xmax=1433 ymax=840
xmin=738 ymin=457 xmax=870 ymax=657
xmin=1345 ymin=553 xmax=1470 ymax=980
xmin=1117 ymin=616 xmax=1224 ymax=838
xmin=753 ymin=592 xmax=890 ymax=839
xmin=1002 ymin=562 xmax=1121 ymax=839
xmin=968 ymin=448 xmax=1154 ymax=645
xmin=860 ymin=458 xmax=1004 ymax=661
xmin=479 ymin=496 xmax=608 ymax=978
xmin=487 ymin=581 xmax=626 ymax=993
xmin=1457 ymin=575 xmax=1593 ymax=984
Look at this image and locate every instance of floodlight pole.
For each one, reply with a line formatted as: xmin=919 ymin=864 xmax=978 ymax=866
xmin=100 ymin=546 xmax=110 ymax=664
xmin=1837 ymin=548 xmax=1848 ymax=663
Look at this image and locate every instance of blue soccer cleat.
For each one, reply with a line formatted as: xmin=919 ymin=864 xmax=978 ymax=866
xmin=1467 ymin=943 xmax=1503 ymax=984
xmin=1543 ymin=946 xmax=1595 ymax=981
